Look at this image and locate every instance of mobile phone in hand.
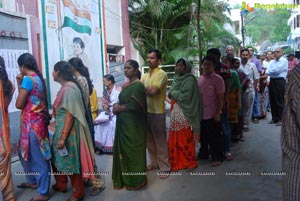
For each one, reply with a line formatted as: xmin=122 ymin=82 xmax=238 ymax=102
xmin=57 ymin=146 xmax=68 ymax=157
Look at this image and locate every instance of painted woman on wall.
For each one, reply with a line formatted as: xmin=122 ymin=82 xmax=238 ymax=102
xmin=67 ymin=37 xmax=91 ymax=69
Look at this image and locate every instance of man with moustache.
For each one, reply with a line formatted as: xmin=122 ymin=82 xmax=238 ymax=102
xmin=247 ymin=47 xmax=262 ymax=124
xmin=141 ymin=49 xmax=171 ymax=179
xmin=239 ymin=48 xmax=259 ymax=132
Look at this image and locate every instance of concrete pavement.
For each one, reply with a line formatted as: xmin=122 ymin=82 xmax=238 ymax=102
xmin=10 ymin=114 xmax=283 ymax=201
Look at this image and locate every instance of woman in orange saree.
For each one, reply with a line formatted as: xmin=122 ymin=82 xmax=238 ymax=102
xmin=167 ymin=58 xmax=202 ymax=171
xmin=0 ymin=56 xmax=16 ymax=201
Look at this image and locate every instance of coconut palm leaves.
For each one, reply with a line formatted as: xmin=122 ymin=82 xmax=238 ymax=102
xmin=129 ymin=0 xmax=239 ymax=64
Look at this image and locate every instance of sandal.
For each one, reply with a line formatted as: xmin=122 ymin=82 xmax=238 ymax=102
xmin=225 ymin=153 xmax=234 ymax=161
xmin=84 ymin=179 xmax=93 ymax=187
xmin=252 ymin=118 xmax=259 ymax=124
xmin=159 ymin=171 xmax=170 ymax=179
xmin=29 ymin=195 xmax=50 ymax=201
xmin=211 ymin=161 xmax=222 ymax=167
xmin=89 ymin=185 xmax=106 ymax=196
xmin=146 ymin=165 xmax=158 ymax=171
xmin=52 ymin=184 xmax=67 ymax=193
xmin=17 ymin=182 xmax=38 ymax=189
xmin=243 ymin=127 xmax=249 ymax=132
xmin=67 ymin=196 xmax=84 ymax=201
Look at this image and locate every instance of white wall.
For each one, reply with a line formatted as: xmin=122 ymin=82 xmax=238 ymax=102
xmin=104 ymin=0 xmax=123 ymax=46
xmin=130 ymin=40 xmax=144 ymax=66
xmin=1 ymin=0 xmax=15 ymax=12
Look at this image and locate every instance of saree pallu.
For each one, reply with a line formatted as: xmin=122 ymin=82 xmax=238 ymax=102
xmin=112 ymin=82 xmax=147 ymax=190
xmin=52 ymin=82 xmax=95 ymax=180
xmin=168 ymin=102 xmax=197 ymax=171
xmin=228 ymin=70 xmax=242 ymax=123
xmin=0 ymin=80 xmax=16 ymax=201
xmin=19 ymin=75 xmax=51 ymax=161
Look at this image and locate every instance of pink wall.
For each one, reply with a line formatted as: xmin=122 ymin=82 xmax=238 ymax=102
xmin=121 ymin=0 xmax=131 ymax=60
xmin=15 ymin=0 xmax=42 ymax=71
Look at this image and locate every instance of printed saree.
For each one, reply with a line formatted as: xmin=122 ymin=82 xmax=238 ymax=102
xmin=19 ymin=75 xmax=51 ymax=161
xmin=168 ymin=58 xmax=200 ymax=171
xmin=112 ymin=81 xmax=147 ymax=190
xmin=228 ymin=70 xmax=242 ymax=123
xmin=0 ymin=80 xmax=16 ymax=201
xmin=52 ymin=82 xmax=95 ymax=179
xmin=168 ymin=101 xmax=197 ymax=171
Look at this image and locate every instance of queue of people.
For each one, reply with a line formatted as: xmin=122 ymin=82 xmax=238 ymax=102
xmin=0 ymin=46 xmax=297 ymax=200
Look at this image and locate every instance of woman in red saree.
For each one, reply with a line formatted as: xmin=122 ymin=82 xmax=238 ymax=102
xmin=167 ymin=58 xmax=202 ymax=171
xmin=0 ymin=56 xmax=16 ymax=201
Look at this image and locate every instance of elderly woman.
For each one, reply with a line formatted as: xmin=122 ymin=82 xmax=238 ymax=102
xmin=94 ymin=74 xmax=121 ymax=154
xmin=112 ymin=59 xmax=147 ymax=190
xmin=167 ymin=58 xmax=202 ymax=171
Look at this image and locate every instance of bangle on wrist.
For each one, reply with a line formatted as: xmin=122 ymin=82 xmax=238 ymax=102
xmin=59 ymin=138 xmax=65 ymax=143
xmin=61 ymin=131 xmax=68 ymax=141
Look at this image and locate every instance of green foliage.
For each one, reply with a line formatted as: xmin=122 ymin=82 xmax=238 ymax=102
xmin=244 ymin=9 xmax=291 ymax=44
xmin=129 ymin=0 xmax=239 ymax=64
xmin=283 ymin=47 xmax=294 ymax=55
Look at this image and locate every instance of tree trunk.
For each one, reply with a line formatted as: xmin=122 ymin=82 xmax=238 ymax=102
xmin=196 ymin=0 xmax=202 ymax=70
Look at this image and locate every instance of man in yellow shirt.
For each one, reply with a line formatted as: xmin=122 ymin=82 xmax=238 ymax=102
xmin=141 ymin=49 xmax=171 ymax=179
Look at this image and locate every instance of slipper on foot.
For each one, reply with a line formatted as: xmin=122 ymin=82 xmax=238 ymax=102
xmin=29 ymin=195 xmax=50 ymax=201
xmin=146 ymin=165 xmax=158 ymax=172
xmin=52 ymin=184 xmax=67 ymax=193
xmin=89 ymin=185 xmax=106 ymax=196
xmin=17 ymin=183 xmax=38 ymax=189
xmin=159 ymin=171 xmax=170 ymax=179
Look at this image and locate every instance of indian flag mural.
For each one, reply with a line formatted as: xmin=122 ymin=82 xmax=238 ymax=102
xmin=39 ymin=0 xmax=105 ymax=104
xmin=62 ymin=0 xmax=92 ymax=35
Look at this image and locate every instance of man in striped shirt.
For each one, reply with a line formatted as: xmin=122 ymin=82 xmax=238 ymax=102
xmin=281 ymin=64 xmax=300 ymax=201
xmin=141 ymin=49 xmax=171 ymax=179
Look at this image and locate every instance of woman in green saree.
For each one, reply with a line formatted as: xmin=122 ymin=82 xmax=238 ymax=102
xmin=51 ymin=61 xmax=95 ymax=201
xmin=112 ymin=59 xmax=147 ymax=190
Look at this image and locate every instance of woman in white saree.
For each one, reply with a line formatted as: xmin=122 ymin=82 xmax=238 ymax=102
xmin=94 ymin=74 xmax=121 ymax=154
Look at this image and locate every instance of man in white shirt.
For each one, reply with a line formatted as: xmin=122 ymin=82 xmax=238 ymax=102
xmin=238 ymin=48 xmax=259 ymax=132
xmin=266 ymin=48 xmax=288 ymax=126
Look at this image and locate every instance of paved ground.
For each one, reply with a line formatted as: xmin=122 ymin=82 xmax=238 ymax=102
xmin=10 ymin=114 xmax=283 ymax=201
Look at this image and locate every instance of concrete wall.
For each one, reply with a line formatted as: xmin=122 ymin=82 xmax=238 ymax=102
xmin=0 ymin=0 xmax=41 ymax=157
xmin=104 ymin=0 xmax=123 ymax=47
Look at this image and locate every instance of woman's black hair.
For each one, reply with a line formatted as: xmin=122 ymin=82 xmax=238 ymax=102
xmin=103 ymin=74 xmax=115 ymax=84
xmin=54 ymin=61 xmax=86 ymax=106
xmin=202 ymin=54 xmax=218 ymax=66
xmin=136 ymin=70 xmax=141 ymax=80
xmin=125 ymin=59 xmax=139 ymax=69
xmin=17 ymin=53 xmax=50 ymax=124
xmin=0 ymin=56 xmax=13 ymax=98
xmin=125 ymin=59 xmax=140 ymax=79
xmin=68 ymin=57 xmax=93 ymax=95
xmin=232 ymin=58 xmax=240 ymax=65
